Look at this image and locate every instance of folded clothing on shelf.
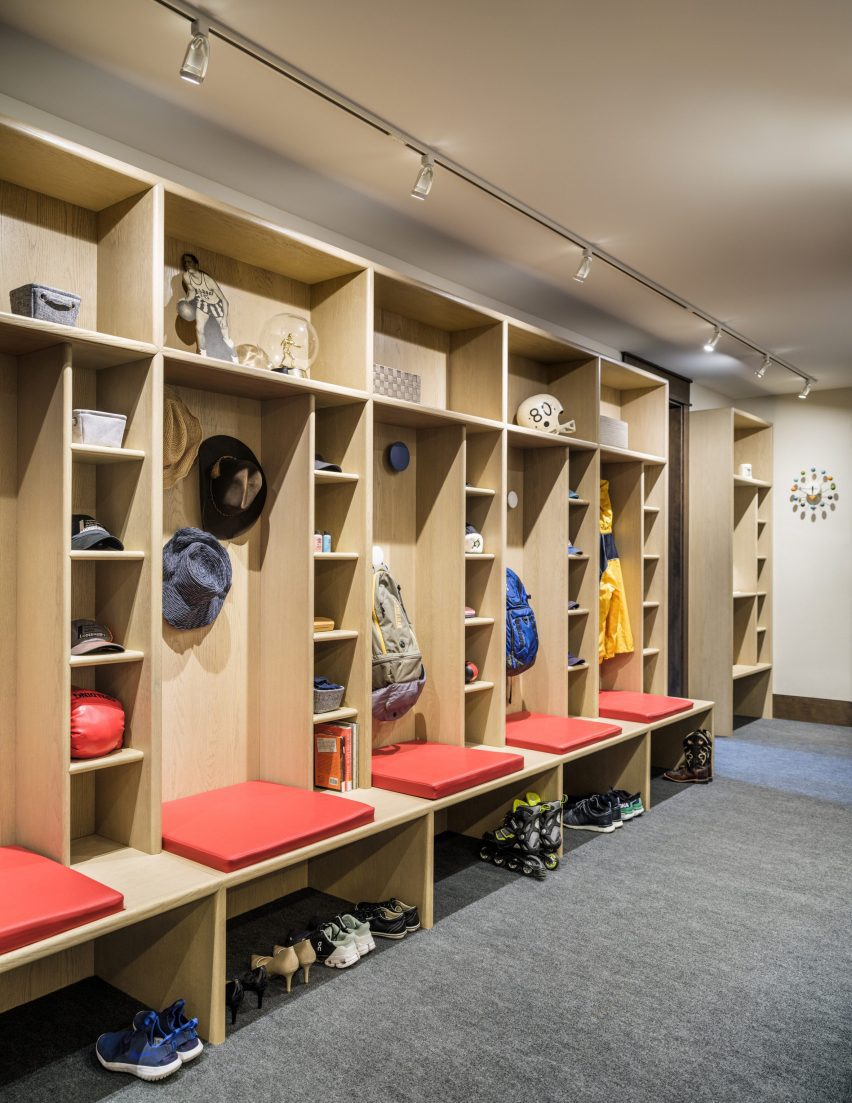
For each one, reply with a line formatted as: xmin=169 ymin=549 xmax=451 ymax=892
xmin=597 ymin=690 xmax=694 ymax=723
xmin=161 ymin=781 xmax=375 ymax=872
xmin=0 ymin=845 xmax=124 ymax=953
xmin=505 ymin=711 xmax=622 ymax=754
xmin=371 ymin=741 xmax=523 ymax=800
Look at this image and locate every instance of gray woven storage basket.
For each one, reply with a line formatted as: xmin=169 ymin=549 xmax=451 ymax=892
xmin=373 ymin=362 xmax=421 ymax=403
xmin=313 ymin=681 xmax=345 ymax=714
xmin=10 ymin=283 xmax=81 ymax=326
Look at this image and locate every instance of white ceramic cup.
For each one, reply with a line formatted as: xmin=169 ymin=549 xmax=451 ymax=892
xmin=739 ymin=463 xmax=753 ymax=478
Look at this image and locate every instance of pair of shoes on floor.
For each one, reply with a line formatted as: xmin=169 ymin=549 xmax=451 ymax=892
xmin=309 ymin=912 xmax=376 ymax=969
xmin=225 ymin=964 xmax=269 ymax=1025
xmin=250 ymin=933 xmax=316 ymax=996
xmin=663 ymin=729 xmax=713 ymax=784
xmin=355 ymin=898 xmax=420 ymax=939
xmin=96 ymin=999 xmax=201 ymax=1081
xmin=562 ymin=789 xmax=645 ymax=833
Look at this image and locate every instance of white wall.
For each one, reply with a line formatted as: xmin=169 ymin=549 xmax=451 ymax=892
xmin=690 ymin=383 xmax=731 ymax=411
xmin=732 ymin=388 xmax=852 ymax=702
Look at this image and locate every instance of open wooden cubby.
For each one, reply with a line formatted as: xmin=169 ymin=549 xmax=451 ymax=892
xmin=599 ymin=360 xmax=668 ymax=460
xmin=164 ymin=191 xmax=370 ymax=393
xmin=506 ymin=441 xmax=570 ymax=717
xmin=507 ymin=324 xmax=599 ymax=445
xmin=372 ymin=409 xmax=465 ymax=748
xmin=690 ymin=408 xmax=773 ymax=735
xmin=1 ymin=117 xmax=687 ymax=1040
xmin=0 ymin=127 xmax=159 ymax=346
xmin=373 ymin=274 xmax=504 ymax=422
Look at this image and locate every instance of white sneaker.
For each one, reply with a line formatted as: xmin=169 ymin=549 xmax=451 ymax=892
xmin=335 ymin=913 xmax=376 ymax=956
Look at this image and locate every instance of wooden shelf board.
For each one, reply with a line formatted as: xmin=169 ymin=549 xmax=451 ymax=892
xmin=733 ymin=409 xmax=772 ymax=430
xmin=314 ymin=470 xmax=359 ymax=485
xmin=70 ymin=550 xmax=145 ymax=561
xmin=568 ymin=607 xmax=590 ymax=617
xmin=567 ymin=662 xmax=589 ymax=673
xmin=568 ymin=552 xmax=589 ymax=561
xmin=757 ymin=554 xmax=767 ymax=560
xmin=757 ymin=519 xmax=768 ymax=527
xmin=71 ymin=444 xmax=146 ymax=464
xmin=163 ymin=347 xmax=368 ymax=407
xmin=569 ymin=498 xmax=591 ymax=507
xmin=313 ymin=630 xmax=358 ymax=643
xmin=69 ymin=650 xmax=144 ymax=668
xmin=0 ymin=311 xmax=156 ymax=369
xmin=733 ymin=662 xmax=773 ymax=680
xmin=372 ymin=394 xmax=501 ymax=433
xmin=465 ymin=617 xmax=495 ymax=628
xmin=314 ymin=552 xmax=359 ymax=561
xmin=465 ymin=552 xmax=495 ymax=561
xmin=69 ymin=748 xmax=145 ymax=775
xmin=734 ymin=474 xmax=772 ymax=488
xmin=465 ymin=485 xmax=496 ymax=497
xmin=464 ymin=680 xmax=495 ymax=694
xmin=756 ymin=626 xmax=767 ymax=633
xmin=733 ymin=591 xmax=760 ymax=599
xmin=601 ymin=444 xmax=666 ymax=465
xmin=643 ymin=647 xmax=660 ymax=657
xmin=643 ymin=505 xmax=661 ymax=514
xmin=643 ymin=554 xmax=661 ymax=561
xmin=313 ymin=707 xmax=358 ymax=724
xmin=643 ymin=600 xmax=660 ymax=609
xmin=506 ymin=425 xmax=596 ymax=451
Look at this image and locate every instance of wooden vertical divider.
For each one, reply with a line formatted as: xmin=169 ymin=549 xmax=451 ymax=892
xmin=258 ymin=394 xmax=314 ymax=789
xmin=0 ymin=354 xmax=18 ymax=845
xmin=598 ymin=461 xmax=644 ymax=692
xmin=310 ymin=269 xmax=371 ymax=391
xmin=15 ymin=344 xmax=72 ymax=863
xmin=569 ymin=446 xmax=600 ymax=715
xmin=97 ymin=184 xmax=162 ymax=344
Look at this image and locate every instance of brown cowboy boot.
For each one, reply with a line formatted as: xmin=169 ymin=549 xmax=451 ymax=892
xmin=663 ymin=729 xmax=713 ymax=783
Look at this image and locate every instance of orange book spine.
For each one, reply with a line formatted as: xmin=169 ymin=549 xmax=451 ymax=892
xmin=343 ymin=726 xmax=352 ymax=791
xmin=314 ymin=729 xmax=344 ymax=791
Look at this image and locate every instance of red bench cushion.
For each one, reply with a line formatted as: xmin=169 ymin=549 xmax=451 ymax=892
xmin=371 ymin=742 xmax=524 ymax=800
xmin=598 ymin=691 xmax=694 ymax=723
xmin=161 ymin=781 xmax=375 ymax=872
xmin=506 ymin=711 xmax=623 ymax=754
xmin=0 ymin=846 xmax=124 ymax=954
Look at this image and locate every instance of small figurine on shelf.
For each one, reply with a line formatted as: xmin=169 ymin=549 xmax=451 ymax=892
xmin=259 ymin=313 xmax=318 ymax=378
xmin=178 ymin=253 xmax=236 ymax=362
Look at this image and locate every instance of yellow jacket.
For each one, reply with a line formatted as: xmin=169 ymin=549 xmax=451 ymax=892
xmin=599 ymin=479 xmax=634 ymax=662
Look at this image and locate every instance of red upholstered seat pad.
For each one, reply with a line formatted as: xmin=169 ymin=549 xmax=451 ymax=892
xmin=506 ymin=711 xmax=622 ymax=753
xmin=598 ymin=691 xmax=694 ymax=723
xmin=0 ymin=845 xmax=124 ymax=954
xmin=161 ymin=781 xmax=375 ymax=872
xmin=371 ymin=741 xmax=524 ymax=800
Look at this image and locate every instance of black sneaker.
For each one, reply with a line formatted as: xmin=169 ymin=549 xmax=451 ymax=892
xmin=598 ymin=791 xmax=624 ymax=828
xmin=351 ymin=903 xmax=407 ymax=939
xmin=562 ymin=796 xmax=615 ymax=833
xmin=360 ymin=897 xmax=420 ymax=932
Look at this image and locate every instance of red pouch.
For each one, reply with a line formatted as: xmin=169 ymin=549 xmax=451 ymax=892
xmin=70 ymin=687 xmax=125 ymax=759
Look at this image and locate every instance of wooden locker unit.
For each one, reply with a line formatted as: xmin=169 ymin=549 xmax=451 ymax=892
xmin=0 ymin=115 xmax=701 ymax=1039
xmin=689 ymin=408 xmax=773 ymax=736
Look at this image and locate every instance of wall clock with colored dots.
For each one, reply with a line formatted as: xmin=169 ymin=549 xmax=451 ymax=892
xmin=790 ymin=467 xmax=839 ymax=521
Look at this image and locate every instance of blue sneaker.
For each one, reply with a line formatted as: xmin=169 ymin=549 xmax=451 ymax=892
xmin=96 ymin=1010 xmax=182 ymax=1081
xmin=139 ymin=999 xmax=203 ymax=1064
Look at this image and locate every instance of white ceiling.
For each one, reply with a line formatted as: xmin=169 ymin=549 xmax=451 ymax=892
xmin=1 ymin=0 xmax=851 ymax=395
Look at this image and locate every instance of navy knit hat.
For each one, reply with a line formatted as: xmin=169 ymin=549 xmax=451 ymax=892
xmin=163 ymin=527 xmax=232 ymax=630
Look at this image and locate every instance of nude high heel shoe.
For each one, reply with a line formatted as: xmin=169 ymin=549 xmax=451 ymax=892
xmin=251 ymin=945 xmax=299 ymax=993
xmin=276 ymin=936 xmax=316 ymax=985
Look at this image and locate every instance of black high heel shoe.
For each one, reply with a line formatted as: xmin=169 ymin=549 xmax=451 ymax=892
xmin=239 ymin=964 xmax=268 ymax=1009
xmin=225 ymin=978 xmax=244 ymax=1025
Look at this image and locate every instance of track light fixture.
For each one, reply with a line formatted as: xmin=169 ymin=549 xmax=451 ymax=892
xmin=573 ymin=250 xmax=593 ymax=283
xmin=411 ymin=154 xmax=434 ymax=200
xmin=703 ymin=326 xmax=721 ymax=353
xmin=755 ymin=356 xmax=770 ymax=380
xmin=798 ymin=379 xmax=812 ymax=400
xmin=180 ymin=19 xmax=209 ymax=84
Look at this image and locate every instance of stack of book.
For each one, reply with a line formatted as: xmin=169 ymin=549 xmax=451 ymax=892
xmin=314 ymin=721 xmax=358 ymax=791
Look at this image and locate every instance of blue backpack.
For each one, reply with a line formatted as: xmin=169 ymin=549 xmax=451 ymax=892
xmin=506 ymin=568 xmax=539 ymax=676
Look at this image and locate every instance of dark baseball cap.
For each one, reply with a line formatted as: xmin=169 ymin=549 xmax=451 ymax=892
xmin=71 ymin=515 xmax=124 ymax=551
xmin=314 ymin=453 xmax=341 ymax=472
xmin=70 ymin=619 xmax=125 ymax=656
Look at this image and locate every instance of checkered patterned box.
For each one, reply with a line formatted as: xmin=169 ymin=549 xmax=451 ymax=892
xmin=373 ymin=362 xmax=421 ymax=404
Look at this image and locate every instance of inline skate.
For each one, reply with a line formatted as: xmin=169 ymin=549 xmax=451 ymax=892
xmin=478 ymin=799 xmax=548 ymax=880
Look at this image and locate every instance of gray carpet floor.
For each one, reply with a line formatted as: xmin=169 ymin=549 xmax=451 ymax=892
xmin=3 ymin=717 xmax=850 ymax=1103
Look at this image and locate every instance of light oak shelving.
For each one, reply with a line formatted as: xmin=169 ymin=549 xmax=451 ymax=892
xmin=689 ymin=408 xmax=773 ymax=735
xmin=0 ymin=116 xmax=699 ymax=1043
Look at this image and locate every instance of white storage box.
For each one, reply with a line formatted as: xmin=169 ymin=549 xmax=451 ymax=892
xmin=599 ymin=415 xmax=628 ymax=450
xmin=71 ymin=409 xmax=127 ymax=449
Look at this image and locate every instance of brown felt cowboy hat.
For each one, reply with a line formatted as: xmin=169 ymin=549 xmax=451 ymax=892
xmin=198 ymin=435 xmax=267 ymax=540
xmin=163 ymin=392 xmax=202 ymax=489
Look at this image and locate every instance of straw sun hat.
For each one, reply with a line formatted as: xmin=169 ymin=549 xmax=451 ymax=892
xmin=163 ymin=392 xmax=202 ymax=489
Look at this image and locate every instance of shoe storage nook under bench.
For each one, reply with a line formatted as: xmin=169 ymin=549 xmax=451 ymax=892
xmin=0 ymin=116 xmax=718 ymax=1045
